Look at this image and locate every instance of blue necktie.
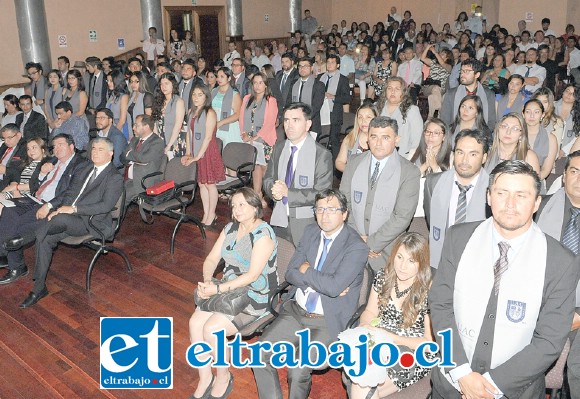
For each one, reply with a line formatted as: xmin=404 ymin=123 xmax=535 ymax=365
xmin=305 ymin=237 xmax=332 ymax=312
xmin=282 ymin=145 xmax=297 ymax=205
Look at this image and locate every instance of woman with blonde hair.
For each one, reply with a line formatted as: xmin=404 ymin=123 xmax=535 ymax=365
xmin=348 ymin=232 xmax=434 ymax=399
xmin=484 ymin=112 xmax=540 ymax=174
xmin=335 ymin=102 xmax=378 ymax=172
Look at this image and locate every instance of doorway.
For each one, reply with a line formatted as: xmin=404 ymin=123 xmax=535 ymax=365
xmin=164 ymin=6 xmax=226 ymax=67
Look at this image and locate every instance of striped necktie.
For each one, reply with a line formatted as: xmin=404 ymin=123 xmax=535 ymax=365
xmin=562 ymin=207 xmax=580 ymax=255
xmin=493 ymin=241 xmax=510 ymax=295
xmin=454 ymin=182 xmax=472 ymax=224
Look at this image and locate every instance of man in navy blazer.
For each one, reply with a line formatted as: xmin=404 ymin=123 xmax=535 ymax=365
xmin=15 ymin=95 xmax=49 ymax=141
xmin=18 ymin=137 xmax=123 ymax=307
xmin=0 ymin=134 xmax=91 ymax=285
xmin=253 ymin=189 xmax=369 ymax=399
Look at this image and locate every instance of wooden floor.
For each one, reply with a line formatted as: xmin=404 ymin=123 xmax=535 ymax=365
xmin=0 ymin=196 xmax=347 ymax=399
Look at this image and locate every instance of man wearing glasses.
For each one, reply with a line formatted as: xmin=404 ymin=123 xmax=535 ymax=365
xmin=25 ymin=62 xmax=47 ymax=107
xmin=230 ymin=58 xmax=250 ymax=98
xmin=0 ymin=124 xmax=27 ymax=192
xmin=340 ymin=116 xmax=420 ymax=272
xmin=424 ymin=129 xmax=491 ymax=269
xmin=252 ymin=188 xmax=368 ymax=399
xmin=441 ymin=58 xmax=496 ymax=129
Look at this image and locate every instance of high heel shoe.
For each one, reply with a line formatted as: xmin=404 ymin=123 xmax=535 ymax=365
xmin=202 ymin=216 xmax=218 ymax=228
xmin=208 ymin=373 xmax=234 ymax=399
xmin=189 ymin=375 xmax=215 ymax=399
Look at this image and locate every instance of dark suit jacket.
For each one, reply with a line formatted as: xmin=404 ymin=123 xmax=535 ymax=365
xmin=275 ymin=68 xmax=299 ymax=120
xmin=86 ymin=126 xmax=128 ymax=168
xmin=287 ymin=78 xmax=326 ymax=135
xmin=232 ymin=71 xmax=250 ymax=98
xmin=0 ymin=139 xmax=28 ymax=191
xmin=285 ymin=222 xmax=369 ymax=339
xmin=29 ymin=154 xmax=92 ymax=209
xmin=179 ymin=76 xmax=204 ymax=114
xmin=15 ymin=111 xmax=49 ymax=141
xmin=121 ymin=133 xmax=165 ymax=201
xmin=88 ymin=71 xmax=108 ymax=110
xmin=429 ymin=221 xmax=578 ymax=399
xmin=317 ymin=73 xmax=351 ymax=126
xmin=391 ymin=40 xmax=413 ymax=56
xmin=62 ymin=162 xmax=123 ymax=238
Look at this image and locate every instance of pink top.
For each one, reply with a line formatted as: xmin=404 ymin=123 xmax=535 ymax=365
xmin=239 ymin=95 xmax=278 ymax=146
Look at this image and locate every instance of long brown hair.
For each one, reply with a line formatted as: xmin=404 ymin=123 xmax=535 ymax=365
xmin=344 ymin=102 xmax=378 ymax=149
xmin=376 ymin=76 xmax=414 ymax=122
xmin=485 ymin=112 xmax=530 ymax=168
xmin=378 ymin=232 xmax=431 ymax=329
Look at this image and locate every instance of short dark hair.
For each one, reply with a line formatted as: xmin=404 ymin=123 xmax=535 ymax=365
xmin=245 ymin=64 xmax=259 ymax=77
xmin=128 ymin=57 xmax=143 ymax=67
xmin=149 ymin=26 xmax=157 ymax=33
xmin=281 ymin=52 xmax=295 ymax=62
xmin=460 ymin=47 xmax=476 ymax=59
xmin=315 ymin=189 xmax=348 ymax=212
xmin=182 ymin=58 xmax=197 ymax=71
xmin=96 ymin=107 xmax=114 ymax=120
xmin=327 ymin=54 xmax=341 ymax=66
xmin=369 ymin=116 xmax=399 ymax=135
xmin=19 ymin=95 xmax=32 ymax=103
xmin=54 ymin=101 xmax=73 ymax=113
xmin=51 ymin=133 xmax=76 ymax=147
xmin=57 ymin=56 xmax=70 ymax=65
xmin=137 ymin=114 xmax=155 ymax=131
xmin=25 ymin=62 xmax=43 ymax=72
xmin=454 ymin=129 xmax=490 ymax=153
xmin=565 ymin=150 xmax=580 ymax=171
xmin=541 ymin=18 xmax=550 ymax=25
xmin=297 ymin=57 xmax=313 ymax=66
xmin=489 ymin=160 xmax=541 ymax=197
xmin=85 ymin=56 xmax=102 ymax=69
xmin=461 ymin=58 xmax=484 ymax=74
xmin=284 ymin=102 xmax=313 ymax=121
xmin=522 ymin=30 xmax=531 ymax=36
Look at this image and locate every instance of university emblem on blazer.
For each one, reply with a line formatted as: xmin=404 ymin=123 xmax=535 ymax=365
xmin=299 ymin=175 xmax=308 ymax=187
xmin=506 ymin=300 xmax=526 ymax=323
xmin=433 ymin=227 xmax=441 ymax=241
xmin=195 ymin=132 xmax=201 ymax=140
xmin=354 ymin=190 xmax=363 ymax=204
xmin=568 ymin=130 xmax=574 ymax=138
xmin=222 ymin=111 xmax=228 ymax=119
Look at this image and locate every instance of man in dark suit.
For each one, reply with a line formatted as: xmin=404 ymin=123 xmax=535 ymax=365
xmin=121 ymin=114 xmax=165 ymax=206
xmin=264 ymin=103 xmax=333 ymax=246
xmin=440 ymin=58 xmax=496 ymax=129
xmin=179 ymin=59 xmax=203 ymax=114
xmin=92 ymin=108 xmax=128 ymax=168
xmin=231 ymin=58 xmax=250 ymax=98
xmin=390 ymin=32 xmax=412 ymax=59
xmin=85 ymin=57 xmax=108 ymax=115
xmin=15 ymin=137 xmax=123 ymax=308
xmin=424 ymin=129 xmax=490 ymax=269
xmin=318 ymin=54 xmax=351 ymax=162
xmin=429 ymin=160 xmax=578 ymax=399
xmin=25 ymin=62 xmax=47 ymax=107
xmin=289 ymin=57 xmax=325 ymax=136
xmin=274 ymin=52 xmax=299 ymax=124
xmin=0 ymin=124 xmax=27 ymax=191
xmin=535 ymin=151 xmax=580 ymax=398
xmin=252 ymin=189 xmax=369 ymax=399
xmin=0 ymin=134 xmax=91 ymax=285
xmin=340 ymin=116 xmax=420 ymax=272
xmin=15 ymin=95 xmax=48 ymax=141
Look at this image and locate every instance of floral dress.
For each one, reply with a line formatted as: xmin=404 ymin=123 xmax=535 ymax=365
xmin=373 ymin=270 xmax=435 ymax=391
xmin=369 ymin=61 xmax=393 ymax=97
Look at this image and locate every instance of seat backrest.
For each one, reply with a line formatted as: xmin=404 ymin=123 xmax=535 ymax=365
xmin=164 ymin=157 xmax=197 ymax=191
xmin=215 ymin=137 xmax=224 ymax=154
xmin=358 ymin=263 xmax=375 ymax=309
xmin=111 ymin=188 xmax=126 ymax=236
xmin=275 ymin=237 xmax=295 ymax=285
xmin=221 ymin=142 xmax=257 ymax=172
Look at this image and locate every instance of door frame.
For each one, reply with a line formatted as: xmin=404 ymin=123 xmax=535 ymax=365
xmin=163 ymin=6 xmax=226 ymax=60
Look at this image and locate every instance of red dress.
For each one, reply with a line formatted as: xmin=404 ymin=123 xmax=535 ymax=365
xmin=191 ymin=116 xmax=225 ymax=184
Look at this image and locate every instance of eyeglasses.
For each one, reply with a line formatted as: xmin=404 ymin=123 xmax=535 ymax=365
xmin=27 ymin=70 xmax=39 ymax=77
xmin=314 ymin=207 xmax=344 ymax=214
xmin=498 ymin=124 xmax=523 ymax=133
xmin=2 ymin=134 xmax=19 ymax=141
xmin=424 ymin=129 xmax=444 ymax=137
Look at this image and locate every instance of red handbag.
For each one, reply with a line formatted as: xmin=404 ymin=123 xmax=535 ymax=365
xmin=146 ymin=180 xmax=175 ymax=195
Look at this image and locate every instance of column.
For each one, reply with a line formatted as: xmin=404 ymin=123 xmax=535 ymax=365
xmin=226 ymin=0 xmax=243 ymax=39
xmin=289 ymin=0 xmax=303 ymax=33
xmin=140 ymin=0 xmax=164 ymax=40
xmin=14 ymin=0 xmax=51 ymax=70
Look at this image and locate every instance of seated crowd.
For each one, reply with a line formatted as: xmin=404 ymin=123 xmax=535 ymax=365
xmin=0 ymin=5 xmax=580 ymax=399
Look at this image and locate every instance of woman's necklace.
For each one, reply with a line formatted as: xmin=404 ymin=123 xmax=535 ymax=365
xmin=394 ymin=280 xmax=412 ymax=299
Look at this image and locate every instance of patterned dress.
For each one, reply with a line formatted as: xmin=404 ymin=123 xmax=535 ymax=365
xmin=220 ymin=222 xmax=279 ymax=327
xmin=369 ymin=61 xmax=394 ymax=97
xmin=190 ymin=115 xmax=225 ymax=184
xmin=373 ymin=271 xmax=434 ymax=391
